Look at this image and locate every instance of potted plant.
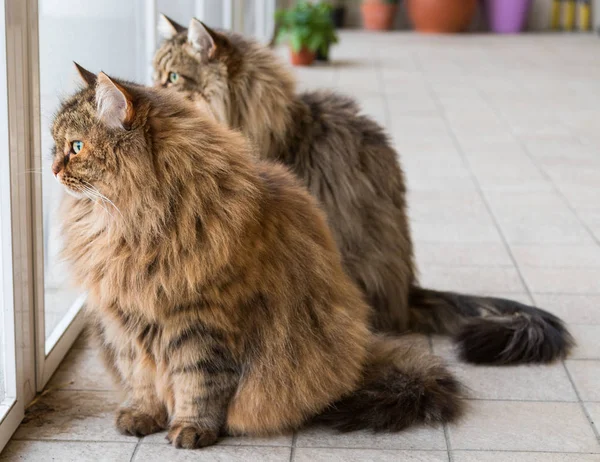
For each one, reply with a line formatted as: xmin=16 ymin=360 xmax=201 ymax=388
xmin=484 ymin=0 xmax=531 ymax=33
xmin=275 ymin=2 xmax=338 ymax=66
xmin=361 ymin=0 xmax=400 ymax=31
xmin=407 ymin=0 xmax=477 ymax=33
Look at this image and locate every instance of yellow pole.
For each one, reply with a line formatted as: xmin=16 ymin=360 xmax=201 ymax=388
xmin=578 ymin=0 xmax=591 ymax=31
xmin=551 ymin=0 xmax=562 ymax=30
xmin=563 ymin=0 xmax=576 ymax=30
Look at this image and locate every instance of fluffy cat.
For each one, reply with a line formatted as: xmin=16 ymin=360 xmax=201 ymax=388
xmin=153 ymin=16 xmax=574 ymax=364
xmin=52 ymin=65 xmax=463 ymax=449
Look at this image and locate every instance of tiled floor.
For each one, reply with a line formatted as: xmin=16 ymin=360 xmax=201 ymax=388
xmin=3 ymin=32 xmax=600 ymax=461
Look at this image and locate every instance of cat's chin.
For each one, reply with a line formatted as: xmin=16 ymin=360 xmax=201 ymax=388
xmin=62 ymin=186 xmax=86 ymax=200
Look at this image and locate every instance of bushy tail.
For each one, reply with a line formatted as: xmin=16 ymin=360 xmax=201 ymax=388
xmin=408 ymin=285 xmax=575 ymax=365
xmin=316 ymin=336 xmax=464 ymax=432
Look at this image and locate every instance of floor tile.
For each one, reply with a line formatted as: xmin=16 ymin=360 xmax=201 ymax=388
xmin=295 ymin=425 xmax=446 ymax=450
xmin=135 ymin=444 xmax=291 ymax=461
xmin=13 ymin=390 xmax=129 ymax=442
xmin=47 ymin=347 xmax=115 ymax=391
xmin=453 ymin=451 xmax=600 ymax=462
xmin=419 ymin=266 xmax=525 ymax=293
xmin=0 ymin=441 xmax=136 ymax=462
xmin=519 ymin=267 xmax=600 ymax=294
xmin=532 ymin=294 xmax=600 ymax=325
xmin=449 ymin=401 xmax=600 ymax=452
xmin=448 ymin=400 xmax=599 ymax=452
xmin=414 ymin=242 xmax=513 ymax=267
xmin=568 ymin=325 xmax=600 ymax=360
xmin=584 ymin=402 xmax=600 ymax=435
xmin=450 ymin=363 xmax=577 ymax=402
xmin=294 ymin=448 xmax=448 ymax=462
xmin=498 ymin=222 xmax=594 ymax=245
xmin=511 ymin=245 xmax=600 ymax=268
xmin=565 ymin=360 xmax=600 ymax=402
xmin=410 ymin=222 xmax=503 ymax=243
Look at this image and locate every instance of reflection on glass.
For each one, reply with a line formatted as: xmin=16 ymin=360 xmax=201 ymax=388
xmin=39 ymin=0 xmax=149 ymax=349
xmin=37 ymin=1 xmax=262 ymax=350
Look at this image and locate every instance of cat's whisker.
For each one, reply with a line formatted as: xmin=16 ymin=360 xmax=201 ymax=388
xmin=80 ymin=185 xmax=115 ymax=221
xmin=81 ymin=180 xmax=124 ymax=219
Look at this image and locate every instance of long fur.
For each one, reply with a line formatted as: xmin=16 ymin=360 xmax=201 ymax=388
xmin=409 ymin=287 xmax=575 ymax=364
xmin=52 ymin=75 xmax=463 ymax=448
xmin=153 ymin=26 xmax=574 ymax=364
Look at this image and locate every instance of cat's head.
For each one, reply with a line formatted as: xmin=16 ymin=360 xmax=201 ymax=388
xmin=51 ymin=64 xmax=157 ymax=203
xmin=153 ymin=15 xmax=237 ymax=124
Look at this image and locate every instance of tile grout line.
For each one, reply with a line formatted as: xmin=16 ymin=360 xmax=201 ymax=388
xmin=562 ymin=362 xmax=600 ymax=443
xmin=416 ymin=52 xmax=600 ymax=447
xmin=443 ymin=424 xmax=454 ymax=462
xmin=129 ymin=438 xmax=142 ymax=462
xmin=289 ymin=432 xmax=298 ymax=462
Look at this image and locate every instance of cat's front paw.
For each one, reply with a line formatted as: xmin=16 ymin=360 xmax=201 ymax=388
xmin=167 ymin=423 xmax=219 ymax=449
xmin=115 ymin=407 xmax=165 ymax=437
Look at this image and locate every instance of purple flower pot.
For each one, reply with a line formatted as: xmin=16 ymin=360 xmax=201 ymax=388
xmin=485 ymin=0 xmax=531 ymax=33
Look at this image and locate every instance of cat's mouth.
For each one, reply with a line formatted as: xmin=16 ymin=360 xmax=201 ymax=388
xmin=57 ymin=176 xmax=90 ymax=200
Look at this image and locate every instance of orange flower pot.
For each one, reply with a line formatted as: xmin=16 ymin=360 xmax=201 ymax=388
xmin=361 ymin=2 xmax=398 ymax=31
xmin=407 ymin=0 xmax=477 ymax=33
xmin=290 ymin=47 xmax=316 ymax=66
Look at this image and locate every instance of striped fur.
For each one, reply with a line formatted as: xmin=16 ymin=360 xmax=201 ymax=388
xmin=52 ymin=73 xmax=464 ymax=448
xmin=152 ymin=21 xmax=574 ymax=364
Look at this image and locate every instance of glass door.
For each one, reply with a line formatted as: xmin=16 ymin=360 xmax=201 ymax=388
xmin=0 ymin=0 xmax=21 ymax=443
xmin=1 ymin=1 xmax=278 ymax=451
xmin=0 ymin=0 xmax=34 ymax=449
xmin=32 ymin=0 xmax=155 ymax=389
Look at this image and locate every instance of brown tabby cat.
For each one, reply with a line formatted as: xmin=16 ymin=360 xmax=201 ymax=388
xmin=153 ymin=15 xmax=574 ymax=364
xmin=52 ymin=65 xmax=463 ymax=449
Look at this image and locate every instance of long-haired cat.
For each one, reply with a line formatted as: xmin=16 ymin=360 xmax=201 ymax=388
xmin=153 ymin=16 xmax=574 ymax=364
xmin=52 ymin=65 xmax=463 ymax=448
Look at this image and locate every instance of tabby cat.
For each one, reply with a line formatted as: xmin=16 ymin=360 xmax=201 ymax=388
xmin=153 ymin=16 xmax=574 ymax=364
xmin=52 ymin=66 xmax=463 ymax=448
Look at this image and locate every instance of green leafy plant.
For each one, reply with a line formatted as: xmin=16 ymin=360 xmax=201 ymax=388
xmin=275 ymin=2 xmax=339 ymax=54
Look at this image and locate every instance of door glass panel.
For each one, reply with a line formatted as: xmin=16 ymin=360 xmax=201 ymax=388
xmin=38 ymin=0 xmax=148 ymax=351
xmin=0 ymin=0 xmax=14 ymax=416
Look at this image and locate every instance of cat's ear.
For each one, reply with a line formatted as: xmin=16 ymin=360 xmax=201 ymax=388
xmin=95 ymin=72 xmax=135 ymax=130
xmin=187 ymin=18 xmax=216 ymax=60
xmin=158 ymin=13 xmax=186 ymax=39
xmin=74 ymin=62 xmax=97 ymax=87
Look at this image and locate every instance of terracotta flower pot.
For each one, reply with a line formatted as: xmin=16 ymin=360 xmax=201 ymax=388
xmin=290 ymin=47 xmax=316 ymax=66
xmin=361 ymin=2 xmax=399 ymax=31
xmin=407 ymin=0 xmax=477 ymax=33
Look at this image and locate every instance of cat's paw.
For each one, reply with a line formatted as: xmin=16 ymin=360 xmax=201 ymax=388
xmin=115 ymin=407 xmax=165 ymax=437
xmin=167 ymin=424 xmax=219 ymax=449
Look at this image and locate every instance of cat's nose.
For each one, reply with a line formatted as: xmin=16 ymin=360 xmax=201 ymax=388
xmin=52 ymin=162 xmax=62 ymax=177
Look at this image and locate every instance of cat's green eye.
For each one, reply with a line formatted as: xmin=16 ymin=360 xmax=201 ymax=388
xmin=71 ymin=140 xmax=84 ymax=154
xmin=168 ymin=72 xmax=180 ymax=84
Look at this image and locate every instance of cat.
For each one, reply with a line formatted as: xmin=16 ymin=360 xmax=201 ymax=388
xmin=52 ymin=64 xmax=463 ymax=449
xmin=152 ymin=15 xmax=574 ymax=364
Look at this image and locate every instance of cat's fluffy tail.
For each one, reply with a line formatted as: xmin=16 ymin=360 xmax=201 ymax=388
xmin=408 ymin=286 xmax=575 ymax=365
xmin=315 ymin=336 xmax=464 ymax=432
